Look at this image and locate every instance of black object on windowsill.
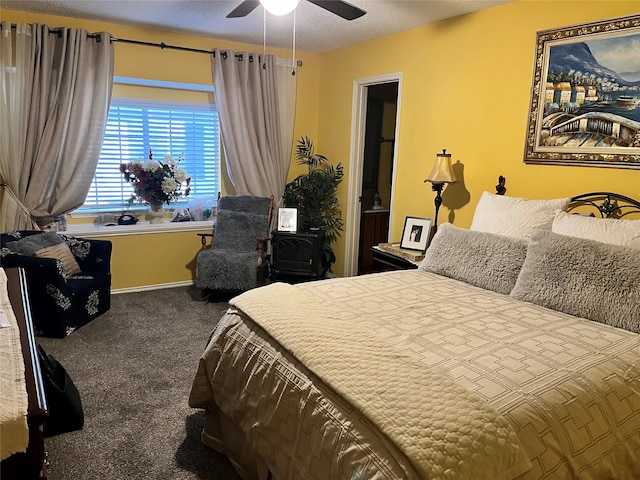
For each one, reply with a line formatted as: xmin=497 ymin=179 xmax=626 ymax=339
xmin=117 ymin=214 xmax=138 ymax=225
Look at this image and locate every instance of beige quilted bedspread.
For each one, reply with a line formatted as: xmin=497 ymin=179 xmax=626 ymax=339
xmin=191 ymin=270 xmax=640 ymax=479
xmin=0 ymin=269 xmax=29 ymax=461
xmin=230 ymin=282 xmax=532 ymax=479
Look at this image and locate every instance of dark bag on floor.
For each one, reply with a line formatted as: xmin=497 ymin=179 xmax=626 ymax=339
xmin=37 ymin=344 xmax=84 ymax=437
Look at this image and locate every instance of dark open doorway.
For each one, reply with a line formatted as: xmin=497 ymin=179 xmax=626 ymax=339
xmin=357 ymin=82 xmax=399 ymax=275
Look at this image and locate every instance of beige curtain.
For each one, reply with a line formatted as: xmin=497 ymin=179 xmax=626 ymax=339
xmin=211 ymin=49 xmax=297 ymax=202
xmin=0 ymin=22 xmax=114 ymax=231
xmin=0 ymin=22 xmax=35 ymax=231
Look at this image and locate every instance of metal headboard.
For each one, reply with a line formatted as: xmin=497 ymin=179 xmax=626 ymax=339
xmin=494 ymin=177 xmax=640 ymax=219
xmin=568 ymin=192 xmax=640 ymax=219
xmin=495 ymin=175 xmax=506 ymax=195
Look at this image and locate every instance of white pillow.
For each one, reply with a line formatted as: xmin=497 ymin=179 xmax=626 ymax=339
xmin=470 ymin=191 xmax=570 ymax=240
xmin=552 ymin=211 xmax=640 ymax=249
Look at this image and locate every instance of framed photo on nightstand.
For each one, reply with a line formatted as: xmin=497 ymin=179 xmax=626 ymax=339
xmin=400 ymin=216 xmax=431 ymax=252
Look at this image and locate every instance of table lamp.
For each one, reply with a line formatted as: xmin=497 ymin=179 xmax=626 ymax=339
xmin=424 ymin=149 xmax=457 ymax=228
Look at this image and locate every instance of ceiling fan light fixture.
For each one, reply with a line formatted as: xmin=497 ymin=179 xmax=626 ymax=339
xmin=259 ymin=0 xmax=301 ymax=16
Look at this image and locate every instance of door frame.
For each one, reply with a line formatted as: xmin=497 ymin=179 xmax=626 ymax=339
xmin=343 ymin=72 xmax=403 ymax=277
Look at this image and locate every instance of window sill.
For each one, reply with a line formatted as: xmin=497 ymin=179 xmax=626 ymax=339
xmin=64 ymin=220 xmax=215 ymax=238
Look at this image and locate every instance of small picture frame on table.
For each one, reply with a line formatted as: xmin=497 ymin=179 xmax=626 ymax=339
xmin=278 ymin=208 xmax=297 ymax=232
xmin=400 ymin=216 xmax=432 ymax=252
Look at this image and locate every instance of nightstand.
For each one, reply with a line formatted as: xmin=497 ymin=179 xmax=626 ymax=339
xmin=370 ymin=245 xmax=420 ymax=272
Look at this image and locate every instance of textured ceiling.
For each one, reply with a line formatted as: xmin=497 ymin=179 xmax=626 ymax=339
xmin=2 ymin=0 xmax=512 ymax=53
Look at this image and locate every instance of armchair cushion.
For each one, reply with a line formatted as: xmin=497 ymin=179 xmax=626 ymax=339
xmin=213 ymin=210 xmax=270 ymax=251
xmin=4 ymin=231 xmax=64 ymax=255
xmin=197 ymin=249 xmax=264 ymax=292
xmin=66 ymin=236 xmax=111 ymax=273
xmin=35 ymin=243 xmax=81 ymax=278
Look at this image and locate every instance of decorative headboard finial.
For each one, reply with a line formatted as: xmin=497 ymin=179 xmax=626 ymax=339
xmin=569 ymin=192 xmax=640 ymax=218
xmin=496 ymin=175 xmax=506 ymax=195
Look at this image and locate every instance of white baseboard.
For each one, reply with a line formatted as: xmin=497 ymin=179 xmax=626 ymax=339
xmin=112 ymin=280 xmax=195 ymax=295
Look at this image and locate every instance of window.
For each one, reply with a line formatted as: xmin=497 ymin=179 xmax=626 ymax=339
xmin=77 ymin=80 xmax=220 ymax=214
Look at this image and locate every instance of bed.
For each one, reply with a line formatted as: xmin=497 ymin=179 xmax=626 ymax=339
xmin=189 ymin=190 xmax=640 ymax=480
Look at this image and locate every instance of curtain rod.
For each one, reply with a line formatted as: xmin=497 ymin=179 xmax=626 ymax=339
xmin=6 ymin=23 xmax=303 ymax=66
xmin=110 ymin=36 xmax=214 ymax=54
xmin=111 ymin=35 xmax=303 ymax=66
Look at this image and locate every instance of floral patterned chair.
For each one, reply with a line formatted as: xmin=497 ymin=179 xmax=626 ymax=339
xmin=1 ymin=231 xmax=112 ymax=338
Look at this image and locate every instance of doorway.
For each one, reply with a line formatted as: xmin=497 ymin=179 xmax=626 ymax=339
xmin=343 ymin=73 xmax=402 ymax=277
xmin=357 ymin=83 xmax=398 ymax=274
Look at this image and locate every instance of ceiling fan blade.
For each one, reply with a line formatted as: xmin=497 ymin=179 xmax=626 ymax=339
xmin=227 ymin=0 xmax=260 ymax=18
xmin=307 ymin=0 xmax=366 ymax=20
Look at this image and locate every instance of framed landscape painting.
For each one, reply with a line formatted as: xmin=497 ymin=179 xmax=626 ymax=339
xmin=524 ymin=14 xmax=640 ymax=169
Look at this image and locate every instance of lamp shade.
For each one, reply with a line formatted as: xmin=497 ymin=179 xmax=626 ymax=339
xmin=425 ymin=149 xmax=456 ymax=184
xmin=260 ymin=0 xmax=301 ymax=15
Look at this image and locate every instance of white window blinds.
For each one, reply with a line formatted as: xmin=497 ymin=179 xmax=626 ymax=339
xmin=79 ymin=95 xmax=220 ymax=212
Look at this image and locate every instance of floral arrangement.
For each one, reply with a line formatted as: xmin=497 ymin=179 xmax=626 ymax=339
xmin=119 ymin=148 xmax=191 ymax=207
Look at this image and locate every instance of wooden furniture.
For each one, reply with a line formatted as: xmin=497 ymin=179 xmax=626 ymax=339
xmin=270 ymin=230 xmax=325 ymax=283
xmin=196 ymin=195 xmax=274 ymax=294
xmin=370 ymin=245 xmax=418 ymax=272
xmin=196 ymin=227 xmax=216 ymax=250
xmin=1 ymin=268 xmax=49 ymax=480
xmin=197 ymin=192 xmax=222 ymax=250
xmin=358 ymin=209 xmax=389 ymax=274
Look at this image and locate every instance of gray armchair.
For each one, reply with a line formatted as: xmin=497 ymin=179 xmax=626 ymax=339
xmin=196 ymin=195 xmax=273 ymax=296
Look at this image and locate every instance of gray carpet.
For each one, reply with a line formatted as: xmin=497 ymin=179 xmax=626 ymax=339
xmin=37 ymin=286 xmax=242 ymax=480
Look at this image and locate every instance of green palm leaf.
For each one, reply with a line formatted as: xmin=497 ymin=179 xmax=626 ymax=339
xmin=283 ymin=136 xmax=344 ymax=272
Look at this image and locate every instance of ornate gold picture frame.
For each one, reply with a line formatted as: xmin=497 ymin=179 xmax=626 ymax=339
xmin=524 ymin=14 xmax=640 ymax=169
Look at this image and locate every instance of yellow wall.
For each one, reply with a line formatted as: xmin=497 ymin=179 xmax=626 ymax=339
xmin=3 ymin=2 xmax=640 ymax=286
xmin=316 ymin=0 xmax=640 ymax=275
xmin=106 ymin=231 xmax=205 ymax=290
xmin=1 ymin=8 xmax=321 ymax=290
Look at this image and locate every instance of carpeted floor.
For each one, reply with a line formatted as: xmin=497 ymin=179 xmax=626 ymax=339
xmin=37 ymin=286 xmax=242 ymax=480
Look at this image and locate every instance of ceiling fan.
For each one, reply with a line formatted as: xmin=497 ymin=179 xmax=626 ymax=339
xmin=227 ymin=0 xmax=366 ymax=21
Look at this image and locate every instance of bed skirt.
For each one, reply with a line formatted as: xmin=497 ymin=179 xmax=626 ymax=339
xmin=201 ymin=403 xmax=269 ymax=480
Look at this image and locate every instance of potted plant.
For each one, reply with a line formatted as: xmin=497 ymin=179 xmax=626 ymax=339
xmin=282 ymin=136 xmax=344 ymax=273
